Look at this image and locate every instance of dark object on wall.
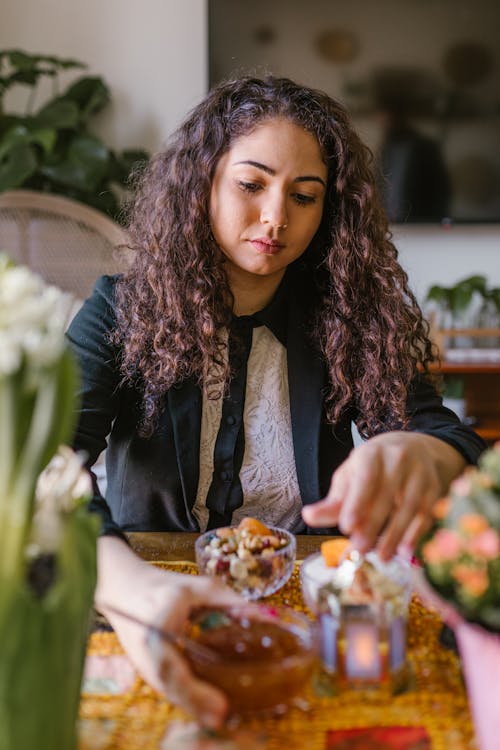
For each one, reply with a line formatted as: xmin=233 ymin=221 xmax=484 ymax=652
xmin=314 ymin=29 xmax=359 ymax=63
xmin=373 ymin=68 xmax=451 ymax=222
xmin=443 ymin=41 xmax=494 ymax=88
xmin=253 ymin=25 xmax=277 ymax=46
xmin=0 ymin=49 xmax=149 ymax=221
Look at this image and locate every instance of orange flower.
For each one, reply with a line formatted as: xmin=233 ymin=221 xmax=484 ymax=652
xmin=432 ymin=497 xmax=451 ymax=520
xmin=423 ymin=529 xmax=461 ymax=564
xmin=452 ymin=564 xmax=489 ymax=598
xmin=459 ymin=513 xmax=490 ymax=536
xmin=467 ymin=529 xmax=500 ymax=560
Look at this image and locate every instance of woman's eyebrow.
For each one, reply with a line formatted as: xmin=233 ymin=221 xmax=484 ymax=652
xmin=233 ymin=160 xmax=326 ymax=188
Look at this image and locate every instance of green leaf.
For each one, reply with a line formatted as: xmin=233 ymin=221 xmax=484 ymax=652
xmin=459 ymin=275 xmax=487 ymax=294
xmin=486 ymin=288 xmax=500 ymax=312
xmin=5 ymin=50 xmax=85 ymax=75
xmin=0 ymin=142 xmax=37 ymax=190
xmin=40 ymin=134 xmax=110 ymax=192
xmin=43 ymin=55 xmax=86 ymax=72
xmin=450 ymin=284 xmax=474 ymax=314
xmin=60 ymin=76 xmax=110 ymax=119
xmin=7 ymin=50 xmax=39 ymax=71
xmin=0 ymin=124 xmax=56 ymax=161
xmin=34 ymin=99 xmax=80 ymax=130
xmin=426 ymin=285 xmax=451 ymax=309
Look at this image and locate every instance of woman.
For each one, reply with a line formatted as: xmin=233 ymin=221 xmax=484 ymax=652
xmin=67 ymin=75 xmax=484 ymax=726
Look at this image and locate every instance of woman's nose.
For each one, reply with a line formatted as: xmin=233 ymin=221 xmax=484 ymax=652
xmin=260 ymin=195 xmax=288 ymax=230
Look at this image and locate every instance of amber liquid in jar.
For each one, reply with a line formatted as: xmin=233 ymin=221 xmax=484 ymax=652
xmin=184 ymin=608 xmax=317 ymax=714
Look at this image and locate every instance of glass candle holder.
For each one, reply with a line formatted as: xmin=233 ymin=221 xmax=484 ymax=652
xmin=301 ymin=550 xmax=413 ymax=693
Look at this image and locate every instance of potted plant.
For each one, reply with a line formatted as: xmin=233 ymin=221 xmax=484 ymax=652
xmin=0 ymin=49 xmax=149 ymax=220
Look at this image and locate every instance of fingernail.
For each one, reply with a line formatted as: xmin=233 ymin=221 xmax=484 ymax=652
xmin=200 ymin=711 xmax=222 ymax=730
xmin=349 ymin=533 xmax=368 ymax=552
xmin=339 ymin=515 xmax=355 ymax=534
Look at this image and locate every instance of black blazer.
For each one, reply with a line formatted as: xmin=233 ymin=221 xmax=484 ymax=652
xmin=67 ymin=274 xmax=485 ymax=536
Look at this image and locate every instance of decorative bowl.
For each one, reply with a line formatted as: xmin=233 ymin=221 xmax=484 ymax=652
xmin=195 ymin=522 xmax=296 ymax=600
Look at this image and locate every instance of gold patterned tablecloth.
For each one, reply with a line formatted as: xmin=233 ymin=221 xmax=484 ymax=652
xmin=79 ymin=562 xmax=477 ymax=750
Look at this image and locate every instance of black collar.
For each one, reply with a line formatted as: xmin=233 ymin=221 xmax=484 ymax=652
xmin=232 ymin=271 xmax=290 ymax=348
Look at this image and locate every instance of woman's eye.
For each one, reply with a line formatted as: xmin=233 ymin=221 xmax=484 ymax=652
xmin=293 ymin=193 xmax=316 ymax=206
xmin=238 ymin=181 xmax=262 ymax=193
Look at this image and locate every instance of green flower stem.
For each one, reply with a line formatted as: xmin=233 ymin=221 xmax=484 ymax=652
xmin=0 ymin=374 xmax=56 ymax=582
xmin=0 ymin=376 xmax=15 ymax=499
xmin=0 ymin=509 xmax=99 ymax=750
xmin=0 ymin=352 xmax=77 ymax=583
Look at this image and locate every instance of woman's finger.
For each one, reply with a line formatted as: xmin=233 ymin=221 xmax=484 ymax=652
xmin=147 ymin=629 xmax=229 ymax=729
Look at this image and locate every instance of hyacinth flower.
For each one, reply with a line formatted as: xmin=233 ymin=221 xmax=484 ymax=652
xmin=0 ymin=255 xmax=100 ymax=750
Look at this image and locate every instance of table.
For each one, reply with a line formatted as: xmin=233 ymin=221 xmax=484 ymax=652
xmin=78 ymin=533 xmax=477 ymax=750
xmin=125 ymin=531 xmax=334 ymax=563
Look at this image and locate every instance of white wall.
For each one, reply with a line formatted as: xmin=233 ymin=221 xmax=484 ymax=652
xmin=393 ymin=224 xmax=500 ymax=304
xmin=1 ymin=0 xmax=499 ymax=298
xmin=0 ymin=0 xmax=208 ymax=153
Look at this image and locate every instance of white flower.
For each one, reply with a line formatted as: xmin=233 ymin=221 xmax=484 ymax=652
xmin=0 ymin=257 xmax=66 ymax=376
xmin=31 ymin=447 xmax=93 ymax=553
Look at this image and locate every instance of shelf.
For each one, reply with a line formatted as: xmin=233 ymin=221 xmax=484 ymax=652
xmin=428 ymin=359 xmax=500 ymax=444
xmin=476 ymin=426 xmax=500 ymax=442
xmin=431 ymin=362 xmax=500 ymax=374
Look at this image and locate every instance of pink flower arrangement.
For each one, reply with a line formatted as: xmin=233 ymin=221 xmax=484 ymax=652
xmin=417 ymin=442 xmax=500 ymax=632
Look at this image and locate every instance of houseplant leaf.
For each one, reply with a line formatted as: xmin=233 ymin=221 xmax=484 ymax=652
xmin=0 ymin=124 xmax=55 ymax=161
xmin=40 ymin=134 xmax=110 ymax=192
xmin=0 ymin=142 xmax=37 ymax=190
xmin=0 ymin=48 xmax=149 ymax=219
xmin=34 ymin=99 xmax=80 ymax=130
xmin=60 ymin=76 xmax=110 ymax=119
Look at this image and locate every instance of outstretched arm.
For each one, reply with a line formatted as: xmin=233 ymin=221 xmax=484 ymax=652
xmin=303 ymin=431 xmax=467 ymax=560
xmin=95 ymin=536 xmax=242 ymax=729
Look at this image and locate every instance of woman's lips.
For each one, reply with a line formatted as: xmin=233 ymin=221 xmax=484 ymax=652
xmin=250 ymin=239 xmax=285 ymax=255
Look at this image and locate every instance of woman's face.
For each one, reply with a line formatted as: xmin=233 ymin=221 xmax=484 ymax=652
xmin=209 ymin=118 xmax=327 ymax=289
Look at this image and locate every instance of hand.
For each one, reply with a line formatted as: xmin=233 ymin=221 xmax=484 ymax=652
xmin=94 ymin=537 xmax=242 ymax=729
xmin=302 ymin=431 xmax=466 ymax=560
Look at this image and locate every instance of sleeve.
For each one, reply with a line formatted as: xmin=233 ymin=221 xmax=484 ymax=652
xmin=405 ymin=374 xmax=487 ymax=464
xmin=65 ymin=275 xmax=128 ymax=541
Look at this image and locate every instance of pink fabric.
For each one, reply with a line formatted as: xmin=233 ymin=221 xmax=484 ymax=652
xmin=455 ymin=621 xmax=500 ymax=750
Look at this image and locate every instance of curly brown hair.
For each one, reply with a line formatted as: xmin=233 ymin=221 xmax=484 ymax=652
xmin=113 ymin=75 xmax=435 ymax=438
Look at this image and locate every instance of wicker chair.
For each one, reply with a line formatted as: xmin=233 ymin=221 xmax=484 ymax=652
xmin=0 ymin=189 xmax=127 ymax=302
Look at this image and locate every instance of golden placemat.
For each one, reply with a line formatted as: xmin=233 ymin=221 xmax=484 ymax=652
xmin=80 ymin=562 xmax=476 ymax=750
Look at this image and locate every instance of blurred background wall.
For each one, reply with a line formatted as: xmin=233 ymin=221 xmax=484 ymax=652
xmin=0 ymin=0 xmax=208 ymax=154
xmin=1 ymin=0 xmax=498 ymax=303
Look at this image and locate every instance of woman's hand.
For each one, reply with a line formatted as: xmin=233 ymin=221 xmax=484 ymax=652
xmin=302 ymin=431 xmax=467 ymax=560
xmin=94 ymin=536 xmax=242 ymax=729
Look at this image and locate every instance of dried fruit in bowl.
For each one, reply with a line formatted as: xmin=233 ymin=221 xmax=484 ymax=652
xmin=195 ymin=518 xmax=296 ymax=599
xmin=320 ymin=537 xmax=351 ymax=567
xmin=237 ymin=516 xmax=272 ymax=536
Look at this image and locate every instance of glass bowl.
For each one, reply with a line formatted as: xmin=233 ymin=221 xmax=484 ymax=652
xmin=181 ymin=604 xmax=318 ymax=715
xmin=195 ymin=524 xmax=296 ymax=599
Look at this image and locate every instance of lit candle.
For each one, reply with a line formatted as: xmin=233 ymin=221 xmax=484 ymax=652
xmin=344 ymin=621 xmax=381 ymax=680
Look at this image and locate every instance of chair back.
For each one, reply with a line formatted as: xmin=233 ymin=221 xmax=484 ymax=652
xmin=0 ymin=190 xmax=128 ymax=300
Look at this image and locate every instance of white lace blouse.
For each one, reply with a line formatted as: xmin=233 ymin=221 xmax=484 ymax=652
xmin=192 ymin=325 xmax=303 ymax=532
